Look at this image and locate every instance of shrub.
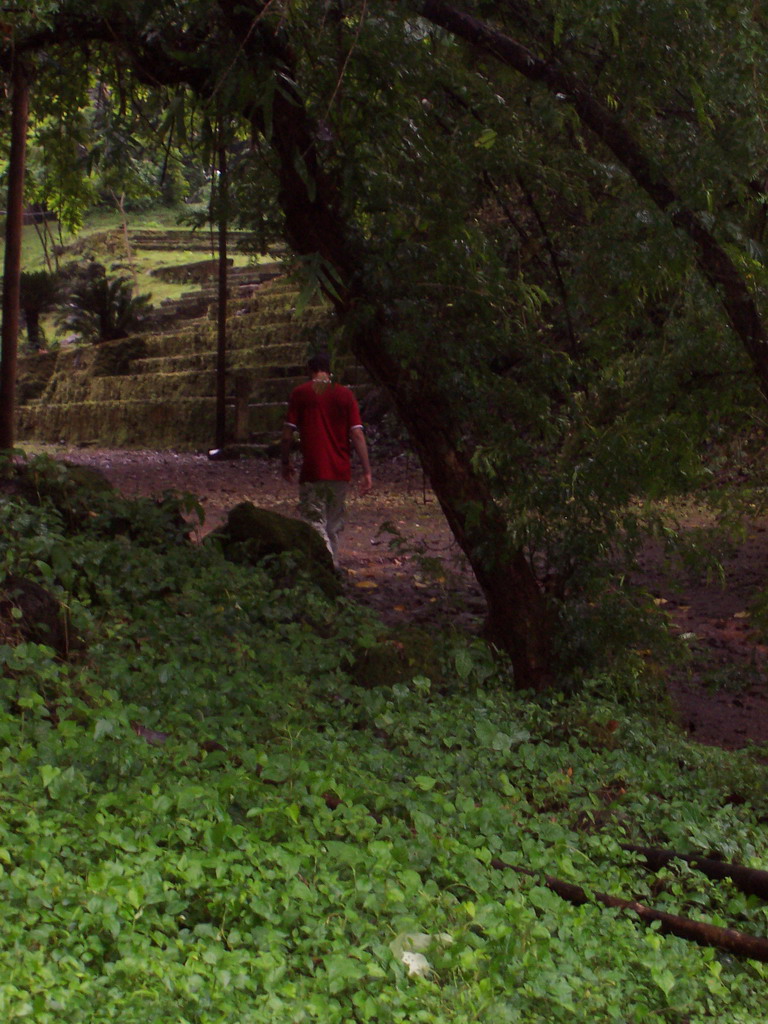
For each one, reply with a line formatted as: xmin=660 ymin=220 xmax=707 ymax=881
xmin=56 ymin=261 xmax=151 ymax=342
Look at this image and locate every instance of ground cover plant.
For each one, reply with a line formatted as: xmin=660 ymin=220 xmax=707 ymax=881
xmin=2 ymin=457 xmax=768 ymax=1023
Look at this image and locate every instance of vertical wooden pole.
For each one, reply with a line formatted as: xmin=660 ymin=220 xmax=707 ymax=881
xmin=0 ymin=61 xmax=29 ymax=451
xmin=214 ymin=142 xmax=228 ymax=450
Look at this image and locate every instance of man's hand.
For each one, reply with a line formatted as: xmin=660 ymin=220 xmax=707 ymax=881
xmin=351 ymin=428 xmax=372 ymax=496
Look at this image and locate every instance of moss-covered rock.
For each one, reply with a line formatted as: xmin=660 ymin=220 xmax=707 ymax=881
xmin=0 ymin=574 xmax=81 ymax=660
xmin=209 ymin=501 xmax=342 ymax=598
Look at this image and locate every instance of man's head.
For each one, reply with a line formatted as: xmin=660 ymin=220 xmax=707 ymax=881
xmin=308 ymin=353 xmax=331 ymax=377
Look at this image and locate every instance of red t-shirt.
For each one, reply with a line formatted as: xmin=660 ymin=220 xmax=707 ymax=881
xmin=285 ymin=380 xmax=363 ymax=483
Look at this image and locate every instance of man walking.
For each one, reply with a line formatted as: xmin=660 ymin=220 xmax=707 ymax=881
xmin=281 ymin=354 xmax=372 ymax=566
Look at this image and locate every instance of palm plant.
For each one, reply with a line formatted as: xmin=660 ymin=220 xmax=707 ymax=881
xmin=19 ymin=269 xmax=61 ymax=350
xmin=56 ymin=262 xmax=152 ymax=342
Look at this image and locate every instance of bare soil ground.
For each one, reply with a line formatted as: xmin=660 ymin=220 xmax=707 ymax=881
xmin=43 ymin=445 xmax=768 ymax=753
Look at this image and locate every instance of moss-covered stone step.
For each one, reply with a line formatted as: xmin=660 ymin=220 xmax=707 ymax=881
xmin=15 ymin=271 xmax=364 ymax=450
xmin=134 ymin=340 xmax=304 ymax=371
xmin=138 ymin=319 xmax=327 ymax=360
xmin=17 ymin=397 xmax=217 ymax=448
xmin=153 ymin=271 xmax=284 ymax=311
xmin=144 ymin=303 xmax=326 ymax=337
xmin=71 ymin=370 xmax=310 ymax=404
xmin=129 ymin=352 xmax=218 ymax=374
xmin=140 ymin=328 xmax=217 ymax=357
xmin=229 ymin=311 xmax=329 ymax=338
xmin=17 ymin=396 xmax=290 ymax=449
xmin=149 ymin=259 xmax=283 ymax=285
xmin=16 ymin=351 xmax=58 ymax=404
xmin=127 ymin=230 xmax=263 ymax=252
xmin=130 ymin=351 xmax=309 ymax=378
xmin=140 ymin=303 xmax=329 ymax=348
xmin=83 ymin=371 xmax=219 ymax=403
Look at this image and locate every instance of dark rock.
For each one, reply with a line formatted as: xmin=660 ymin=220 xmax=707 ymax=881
xmin=0 ymin=575 xmax=80 ymax=658
xmin=208 ymin=501 xmax=342 ymax=598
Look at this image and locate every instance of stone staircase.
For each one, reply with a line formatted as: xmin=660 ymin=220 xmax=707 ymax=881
xmin=16 ymin=272 xmax=370 ymax=451
xmin=145 ymin=261 xmax=285 ymax=328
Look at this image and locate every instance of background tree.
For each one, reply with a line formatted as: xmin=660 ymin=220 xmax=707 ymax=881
xmin=56 ymin=262 xmax=150 ymax=342
xmin=18 ymin=43 xmax=98 ymax=237
xmin=19 ymin=269 xmax=60 ymax=350
xmin=210 ymin=0 xmax=767 ymax=685
xmin=0 ymin=56 xmax=30 ymax=451
xmin=3 ymin=0 xmax=768 ymax=688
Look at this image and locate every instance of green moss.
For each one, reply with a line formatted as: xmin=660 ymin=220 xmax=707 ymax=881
xmin=15 ymin=272 xmax=368 ymax=449
xmin=92 ymin=336 xmax=148 ymax=376
xmin=15 ymin=352 xmax=57 ymax=403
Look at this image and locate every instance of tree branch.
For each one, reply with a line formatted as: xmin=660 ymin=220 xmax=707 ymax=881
xmin=624 ymin=844 xmax=768 ymax=901
xmin=420 ymin=0 xmax=768 ymax=395
xmin=491 ymin=858 xmax=768 ymax=962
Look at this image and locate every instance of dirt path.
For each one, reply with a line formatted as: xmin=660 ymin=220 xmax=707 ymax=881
xmin=44 ymin=445 xmax=768 ymax=753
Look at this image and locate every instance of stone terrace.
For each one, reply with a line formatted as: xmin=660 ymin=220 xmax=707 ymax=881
xmin=17 ymin=253 xmax=369 ymax=450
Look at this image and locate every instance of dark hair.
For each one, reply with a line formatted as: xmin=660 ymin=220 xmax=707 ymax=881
xmin=308 ymin=353 xmax=331 ymax=374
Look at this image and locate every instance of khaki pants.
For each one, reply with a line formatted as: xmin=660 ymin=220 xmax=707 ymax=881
xmin=299 ymin=481 xmax=348 ymax=567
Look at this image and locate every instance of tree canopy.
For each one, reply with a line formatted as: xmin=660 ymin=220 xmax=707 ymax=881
xmin=3 ymin=0 xmax=768 ymax=687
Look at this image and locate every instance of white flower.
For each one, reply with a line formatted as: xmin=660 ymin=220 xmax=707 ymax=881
xmin=390 ymin=930 xmax=453 ymax=979
xmin=400 ymin=951 xmax=432 ymax=977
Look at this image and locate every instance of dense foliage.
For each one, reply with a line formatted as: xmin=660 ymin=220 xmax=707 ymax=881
xmin=3 ymin=1 xmax=768 ymax=684
xmin=1 ymin=458 xmax=767 ymax=1022
xmin=54 ymin=262 xmax=151 ymax=342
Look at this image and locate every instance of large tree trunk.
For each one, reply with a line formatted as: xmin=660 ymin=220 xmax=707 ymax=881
xmin=255 ymin=63 xmax=555 ymax=688
xmin=379 ymin=377 xmax=555 ymax=690
xmin=397 ymin=397 xmax=554 ymax=690
xmin=0 ymin=61 xmax=29 ymax=451
xmin=352 ymin=317 xmax=555 ymax=689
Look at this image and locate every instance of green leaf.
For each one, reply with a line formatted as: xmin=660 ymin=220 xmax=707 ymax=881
xmin=39 ymin=764 xmax=61 ymax=789
xmin=94 ymin=718 xmax=116 ymax=740
xmin=454 ymin=648 xmax=473 ymax=681
xmin=474 ymin=128 xmax=497 ymax=149
xmin=651 ymin=967 xmax=677 ymax=998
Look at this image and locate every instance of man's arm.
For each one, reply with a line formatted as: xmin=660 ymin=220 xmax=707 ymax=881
xmin=280 ymin=423 xmax=296 ymax=481
xmin=350 ymin=426 xmax=372 ymax=495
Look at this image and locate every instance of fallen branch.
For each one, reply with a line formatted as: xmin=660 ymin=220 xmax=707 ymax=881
xmin=128 ymin=720 xmax=768 ymax=960
xmin=623 ymin=844 xmax=768 ymax=901
xmin=491 ymin=858 xmax=768 ymax=962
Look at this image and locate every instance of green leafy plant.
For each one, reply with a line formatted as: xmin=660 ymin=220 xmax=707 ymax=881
xmin=56 ymin=262 xmax=151 ymax=342
xmin=1 ymin=461 xmax=768 ymax=1023
xmin=19 ymin=269 xmax=61 ymax=350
